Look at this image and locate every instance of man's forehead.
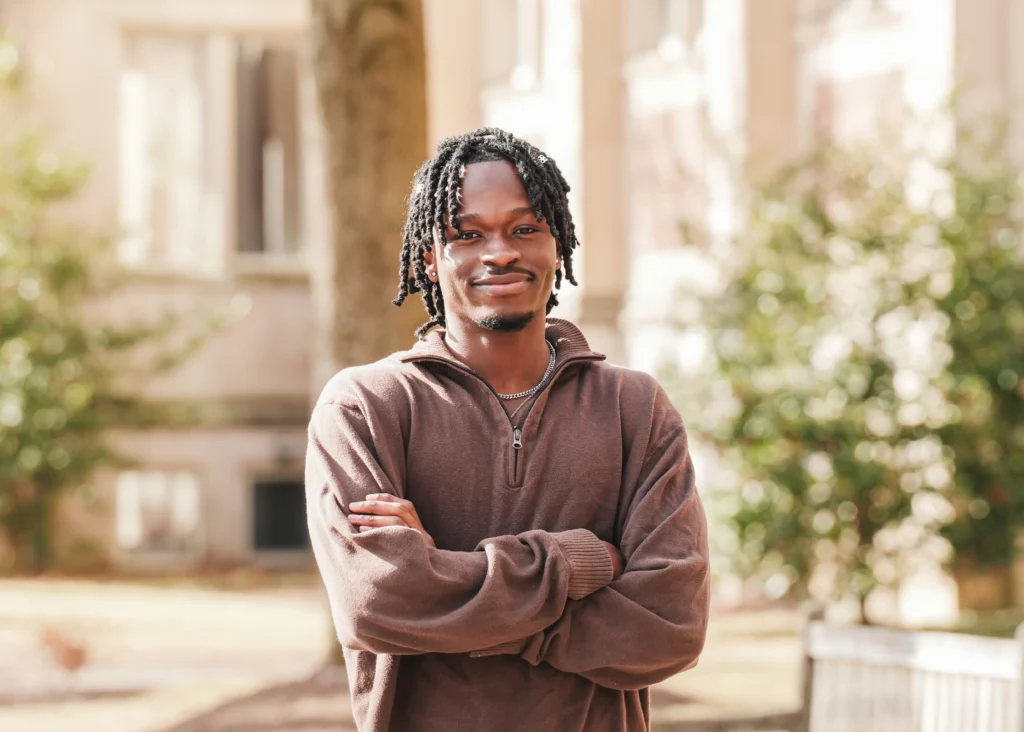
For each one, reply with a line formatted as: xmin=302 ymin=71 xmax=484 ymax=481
xmin=448 ymin=162 xmax=533 ymax=222
xmin=460 ymin=159 xmax=526 ymax=189
xmin=453 ymin=206 xmax=535 ymax=224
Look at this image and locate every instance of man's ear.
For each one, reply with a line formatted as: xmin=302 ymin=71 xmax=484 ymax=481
xmin=424 ymin=246 xmax=437 ymax=282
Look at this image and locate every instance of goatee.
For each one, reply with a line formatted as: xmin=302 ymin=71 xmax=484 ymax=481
xmin=477 ymin=312 xmax=535 ymax=332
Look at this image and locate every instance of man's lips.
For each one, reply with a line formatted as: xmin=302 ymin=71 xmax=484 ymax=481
xmin=472 ymin=273 xmax=533 ymax=296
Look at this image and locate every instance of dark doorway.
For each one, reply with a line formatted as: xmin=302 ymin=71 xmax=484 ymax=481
xmin=253 ymin=479 xmax=309 ymax=550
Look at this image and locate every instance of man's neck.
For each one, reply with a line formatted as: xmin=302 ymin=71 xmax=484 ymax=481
xmin=443 ymin=315 xmax=551 ymax=396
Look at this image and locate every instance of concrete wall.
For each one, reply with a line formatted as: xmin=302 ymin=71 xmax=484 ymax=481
xmin=7 ymin=0 xmax=314 ymax=569
xmin=56 ymin=427 xmax=309 ymax=570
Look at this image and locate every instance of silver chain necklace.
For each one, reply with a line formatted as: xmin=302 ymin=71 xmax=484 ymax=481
xmin=496 ymin=340 xmax=556 ymax=400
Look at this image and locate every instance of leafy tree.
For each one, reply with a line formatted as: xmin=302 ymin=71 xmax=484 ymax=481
xmin=668 ymin=128 xmax=1024 ymax=617
xmin=0 ymin=38 xmax=210 ymax=571
xmin=936 ymin=128 xmax=1024 ymax=605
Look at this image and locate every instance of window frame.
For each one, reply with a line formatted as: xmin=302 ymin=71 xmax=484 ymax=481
xmin=116 ymin=16 xmax=316 ymax=277
xmin=114 ymin=467 xmax=206 ymax=561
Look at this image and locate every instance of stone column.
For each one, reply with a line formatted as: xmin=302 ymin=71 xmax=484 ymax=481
xmin=702 ymin=0 xmax=800 ymax=246
xmin=954 ymin=0 xmax=1008 ymax=122
xmin=744 ymin=0 xmax=800 ymax=184
xmin=576 ymin=0 xmax=628 ymax=364
xmin=703 ymin=0 xmax=747 ymax=247
xmin=424 ymin=0 xmax=483 ymax=147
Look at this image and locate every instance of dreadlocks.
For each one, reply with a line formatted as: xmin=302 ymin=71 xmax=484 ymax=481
xmin=393 ymin=127 xmax=580 ymax=337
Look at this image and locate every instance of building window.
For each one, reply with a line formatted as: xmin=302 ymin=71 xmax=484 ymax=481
xmin=119 ymin=35 xmax=218 ymax=272
xmin=252 ymin=479 xmax=309 ymax=551
xmin=236 ymin=42 xmax=303 ymax=255
xmin=116 ymin=471 xmax=201 ymax=554
xmin=119 ymin=34 xmax=305 ymax=270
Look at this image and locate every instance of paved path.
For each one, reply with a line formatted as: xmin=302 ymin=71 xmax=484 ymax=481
xmin=0 ymin=578 xmax=801 ymax=732
xmin=163 ymin=667 xmax=355 ymax=732
xmin=657 ymin=607 xmax=802 ymax=725
xmin=0 ymin=578 xmax=326 ymax=732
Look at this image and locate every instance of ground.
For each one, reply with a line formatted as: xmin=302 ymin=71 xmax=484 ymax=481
xmin=0 ymin=576 xmax=801 ymax=732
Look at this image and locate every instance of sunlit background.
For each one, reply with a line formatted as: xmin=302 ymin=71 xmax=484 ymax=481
xmin=1 ymin=1 xmax=1022 ymax=730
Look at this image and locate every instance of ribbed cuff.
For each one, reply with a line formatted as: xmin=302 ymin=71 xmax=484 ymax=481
xmin=469 ymin=638 xmax=527 ymax=658
xmin=552 ymin=529 xmax=615 ymax=600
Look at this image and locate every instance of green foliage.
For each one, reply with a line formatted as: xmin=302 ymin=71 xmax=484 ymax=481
xmin=951 ymin=608 xmax=1024 ymax=639
xmin=933 ymin=133 xmax=1024 ymax=575
xmin=669 ymin=127 xmax=1024 ymax=610
xmin=0 ymin=38 xmax=212 ymax=571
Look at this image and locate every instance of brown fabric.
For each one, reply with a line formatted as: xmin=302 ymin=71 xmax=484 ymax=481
xmin=306 ymin=318 xmax=710 ymax=732
xmin=551 ymin=528 xmax=618 ymax=600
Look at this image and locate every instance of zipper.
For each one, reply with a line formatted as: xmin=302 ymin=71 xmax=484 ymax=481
xmin=511 ymin=427 xmax=523 ymax=485
xmin=409 ymin=354 xmax=602 ymax=487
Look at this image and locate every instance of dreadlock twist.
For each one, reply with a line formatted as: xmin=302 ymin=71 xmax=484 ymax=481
xmin=393 ymin=128 xmax=580 ymax=337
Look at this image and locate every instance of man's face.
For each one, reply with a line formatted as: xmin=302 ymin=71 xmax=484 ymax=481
xmin=424 ymin=160 xmax=560 ymax=333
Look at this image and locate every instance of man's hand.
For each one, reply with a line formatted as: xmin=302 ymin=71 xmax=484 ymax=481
xmin=602 ymin=541 xmax=625 ymax=581
xmin=347 ymin=494 xmax=435 ymax=547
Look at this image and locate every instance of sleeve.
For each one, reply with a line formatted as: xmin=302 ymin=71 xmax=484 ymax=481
xmin=306 ymin=398 xmax=615 ymax=657
xmin=500 ymin=419 xmax=710 ymax=690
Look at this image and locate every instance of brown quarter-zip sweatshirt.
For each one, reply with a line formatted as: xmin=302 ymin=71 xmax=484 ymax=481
xmin=306 ymin=319 xmax=710 ymax=732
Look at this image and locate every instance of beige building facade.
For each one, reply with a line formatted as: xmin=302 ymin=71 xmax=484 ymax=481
xmin=3 ymin=0 xmax=1020 ymax=575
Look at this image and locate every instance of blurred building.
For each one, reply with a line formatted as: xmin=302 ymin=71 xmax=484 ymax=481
xmin=4 ymin=0 xmax=1021 ymax=574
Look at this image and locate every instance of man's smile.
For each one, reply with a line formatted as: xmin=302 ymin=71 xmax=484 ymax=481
xmin=472 ymin=272 xmax=534 ymax=296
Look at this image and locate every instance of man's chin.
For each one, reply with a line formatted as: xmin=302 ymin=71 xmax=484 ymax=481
xmin=476 ymin=311 xmax=536 ymax=333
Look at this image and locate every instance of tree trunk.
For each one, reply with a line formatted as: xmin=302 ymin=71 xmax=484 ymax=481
xmin=308 ymin=0 xmax=429 ymax=665
xmin=309 ymin=0 xmax=429 ymax=383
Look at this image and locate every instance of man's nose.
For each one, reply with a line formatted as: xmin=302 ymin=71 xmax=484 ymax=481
xmin=479 ymin=233 xmax=520 ymax=267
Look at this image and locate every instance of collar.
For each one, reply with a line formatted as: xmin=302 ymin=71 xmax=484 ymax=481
xmin=399 ymin=318 xmax=606 ymax=370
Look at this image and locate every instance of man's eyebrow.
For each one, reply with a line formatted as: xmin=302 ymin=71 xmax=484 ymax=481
xmin=453 ymin=206 xmax=536 ymax=224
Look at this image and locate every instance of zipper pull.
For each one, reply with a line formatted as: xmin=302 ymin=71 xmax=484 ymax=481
xmin=512 ymin=427 xmax=523 ymax=450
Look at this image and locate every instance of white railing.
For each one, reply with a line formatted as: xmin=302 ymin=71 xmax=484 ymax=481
xmin=798 ymin=610 xmax=1023 ymax=732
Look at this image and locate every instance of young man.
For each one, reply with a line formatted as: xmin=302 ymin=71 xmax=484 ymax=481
xmin=306 ymin=128 xmax=709 ymax=732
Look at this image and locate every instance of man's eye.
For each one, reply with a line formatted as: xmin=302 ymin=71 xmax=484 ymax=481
xmin=514 ymin=227 xmax=538 ymax=235
xmin=455 ymin=231 xmax=479 ymax=241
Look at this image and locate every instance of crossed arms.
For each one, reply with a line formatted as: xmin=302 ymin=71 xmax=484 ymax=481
xmin=305 ymin=395 xmax=710 ymax=691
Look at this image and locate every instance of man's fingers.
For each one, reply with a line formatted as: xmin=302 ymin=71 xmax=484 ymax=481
xmin=350 ymin=497 xmax=422 ymax=527
xmin=350 ymin=508 xmax=436 ymax=546
xmin=349 ymin=500 xmax=406 ymax=517
xmin=348 ymin=495 xmax=432 ymax=545
xmin=349 ymin=514 xmax=407 ymax=528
